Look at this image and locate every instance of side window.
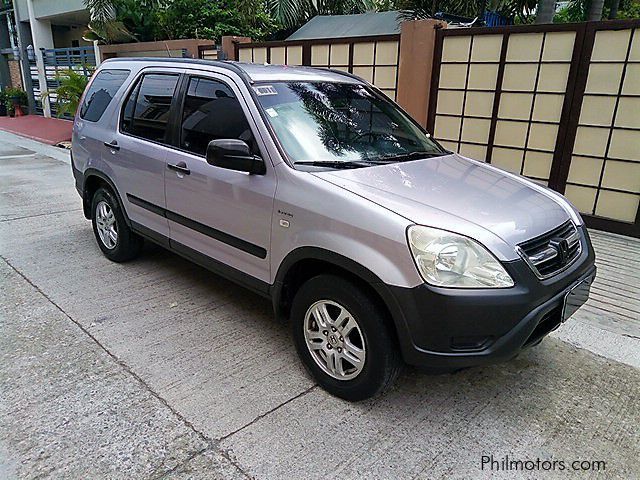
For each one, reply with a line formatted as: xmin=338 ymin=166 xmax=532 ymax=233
xmin=121 ymin=73 xmax=179 ymax=144
xmin=80 ymin=69 xmax=130 ymax=122
xmin=180 ymin=77 xmax=256 ymax=156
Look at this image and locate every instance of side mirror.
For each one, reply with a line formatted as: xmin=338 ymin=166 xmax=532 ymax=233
xmin=205 ymin=139 xmax=266 ymax=175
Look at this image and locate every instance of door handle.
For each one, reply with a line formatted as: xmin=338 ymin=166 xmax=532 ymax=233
xmin=103 ymin=140 xmax=120 ymax=151
xmin=167 ymin=161 xmax=190 ymax=175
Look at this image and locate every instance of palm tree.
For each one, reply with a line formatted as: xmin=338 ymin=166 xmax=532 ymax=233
xmin=609 ymin=0 xmax=620 ymax=18
xmin=83 ymin=0 xmax=126 ymax=43
xmin=84 ymin=0 xmax=116 ymax=26
xmin=83 ymin=0 xmax=164 ymax=43
xmin=266 ymin=0 xmax=375 ymax=30
xmin=587 ymin=0 xmax=605 ymax=20
xmin=535 ymin=0 xmax=555 ymax=23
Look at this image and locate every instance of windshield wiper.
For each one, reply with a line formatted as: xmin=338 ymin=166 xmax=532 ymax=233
xmin=293 ymin=151 xmax=446 ymax=169
xmin=294 ymin=160 xmax=372 ymax=169
xmin=376 ymin=151 xmax=446 ymax=163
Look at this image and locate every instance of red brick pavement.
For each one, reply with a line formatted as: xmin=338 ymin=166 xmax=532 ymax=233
xmin=0 ymin=115 xmax=72 ymax=145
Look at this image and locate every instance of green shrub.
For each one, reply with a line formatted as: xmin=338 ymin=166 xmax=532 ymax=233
xmin=43 ymin=69 xmax=91 ymax=118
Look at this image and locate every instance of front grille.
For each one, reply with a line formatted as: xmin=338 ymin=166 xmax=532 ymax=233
xmin=517 ymin=221 xmax=581 ymax=279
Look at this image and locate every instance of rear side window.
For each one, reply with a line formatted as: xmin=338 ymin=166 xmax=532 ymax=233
xmin=121 ymin=73 xmax=180 ymax=144
xmin=80 ymin=69 xmax=130 ymax=122
xmin=180 ymin=77 xmax=256 ymax=156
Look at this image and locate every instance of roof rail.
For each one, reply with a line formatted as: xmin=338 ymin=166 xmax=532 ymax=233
xmin=325 ymin=67 xmax=365 ymax=83
xmin=101 ymin=57 xmax=256 ymax=84
xmin=219 ymin=60 xmax=254 ymax=84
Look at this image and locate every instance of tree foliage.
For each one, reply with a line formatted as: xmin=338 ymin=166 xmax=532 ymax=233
xmin=394 ymin=0 xmax=537 ymax=23
xmin=84 ymin=0 xmax=116 ymax=26
xmin=81 ymin=0 xmax=640 ymax=45
xmin=157 ymin=0 xmax=277 ymax=41
xmin=554 ymin=0 xmax=640 ymax=22
xmin=84 ymin=0 xmax=278 ymax=43
xmin=116 ymin=0 xmax=164 ymax=41
xmin=266 ymin=0 xmax=375 ymax=29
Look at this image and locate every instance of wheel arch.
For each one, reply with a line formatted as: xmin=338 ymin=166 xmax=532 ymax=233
xmin=272 ymin=247 xmax=411 ymax=352
xmin=82 ymin=169 xmax=130 ymax=226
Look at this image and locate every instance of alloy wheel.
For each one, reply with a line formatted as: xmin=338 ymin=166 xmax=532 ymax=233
xmin=95 ymin=200 xmax=118 ymax=249
xmin=303 ymin=300 xmax=366 ymax=381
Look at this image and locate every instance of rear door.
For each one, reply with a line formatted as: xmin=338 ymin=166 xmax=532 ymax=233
xmin=164 ymin=70 xmax=277 ymax=286
xmin=109 ymin=69 xmax=183 ymax=241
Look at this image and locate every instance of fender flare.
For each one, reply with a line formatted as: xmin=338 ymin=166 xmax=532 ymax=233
xmin=271 ymin=246 xmax=413 ymax=353
xmin=82 ymin=168 xmax=130 ymax=226
xmin=274 ymin=246 xmax=383 ymax=287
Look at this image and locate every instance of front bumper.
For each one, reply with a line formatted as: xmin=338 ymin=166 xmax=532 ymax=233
xmin=387 ymin=226 xmax=596 ymax=370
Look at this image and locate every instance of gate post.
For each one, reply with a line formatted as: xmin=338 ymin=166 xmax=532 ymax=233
xmin=223 ymin=36 xmax=251 ymax=61
xmin=93 ymin=40 xmax=102 ymax=67
xmin=25 ymin=0 xmax=54 ymax=117
xmin=396 ymin=19 xmax=446 ymax=128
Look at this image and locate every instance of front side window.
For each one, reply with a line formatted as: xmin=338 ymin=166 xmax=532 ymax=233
xmin=80 ymin=69 xmax=130 ymax=122
xmin=255 ymin=81 xmax=444 ymax=168
xmin=180 ymin=76 xmax=255 ymax=156
xmin=121 ymin=73 xmax=179 ymax=144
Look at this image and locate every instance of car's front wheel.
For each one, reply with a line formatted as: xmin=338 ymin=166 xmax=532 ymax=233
xmin=91 ymin=187 xmax=142 ymax=262
xmin=291 ymin=274 xmax=402 ymax=401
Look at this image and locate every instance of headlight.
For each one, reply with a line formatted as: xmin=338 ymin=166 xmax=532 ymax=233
xmin=407 ymin=226 xmax=514 ymax=288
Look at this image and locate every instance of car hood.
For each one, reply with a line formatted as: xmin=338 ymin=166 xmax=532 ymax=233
xmin=312 ymin=154 xmax=572 ymax=261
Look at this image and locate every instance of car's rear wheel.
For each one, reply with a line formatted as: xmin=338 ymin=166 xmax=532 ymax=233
xmin=91 ymin=187 xmax=142 ymax=262
xmin=291 ymin=274 xmax=401 ymax=401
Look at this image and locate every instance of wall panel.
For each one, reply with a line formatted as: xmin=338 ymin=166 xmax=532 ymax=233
xmin=428 ymin=21 xmax=640 ymax=237
xmin=237 ymin=36 xmax=401 ymax=100
xmin=564 ymin=26 xmax=640 ymax=227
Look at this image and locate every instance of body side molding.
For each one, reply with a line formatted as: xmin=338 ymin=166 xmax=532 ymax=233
xmin=126 ymin=193 xmax=268 ymax=259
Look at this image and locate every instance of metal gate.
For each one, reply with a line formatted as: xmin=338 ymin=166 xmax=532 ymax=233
xmin=427 ymin=20 xmax=640 ymax=238
xmin=29 ymin=46 xmax=96 ymax=117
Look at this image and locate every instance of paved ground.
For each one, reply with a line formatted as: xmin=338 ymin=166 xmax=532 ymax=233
xmin=1 ymin=130 xmax=639 ymax=479
xmin=0 ymin=116 xmax=72 ymax=145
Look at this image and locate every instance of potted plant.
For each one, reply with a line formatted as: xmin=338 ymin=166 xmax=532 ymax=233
xmin=4 ymin=87 xmax=28 ymax=117
xmin=0 ymin=90 xmax=7 ymax=116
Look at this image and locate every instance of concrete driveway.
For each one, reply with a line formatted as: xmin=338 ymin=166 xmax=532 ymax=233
xmin=1 ymin=131 xmax=639 ymax=479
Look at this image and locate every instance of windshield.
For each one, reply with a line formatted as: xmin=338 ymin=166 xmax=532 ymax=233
xmin=254 ymin=81 xmax=444 ymax=168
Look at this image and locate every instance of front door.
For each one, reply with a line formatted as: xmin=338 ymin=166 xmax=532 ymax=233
xmin=164 ymin=72 xmax=276 ymax=286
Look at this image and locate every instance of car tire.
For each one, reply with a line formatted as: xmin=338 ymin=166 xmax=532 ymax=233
xmin=291 ymin=274 xmax=402 ymax=401
xmin=91 ymin=187 xmax=143 ymax=262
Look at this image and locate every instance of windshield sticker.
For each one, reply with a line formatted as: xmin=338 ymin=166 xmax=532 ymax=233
xmin=253 ymin=85 xmax=278 ymax=96
xmin=265 ymin=108 xmax=278 ymax=117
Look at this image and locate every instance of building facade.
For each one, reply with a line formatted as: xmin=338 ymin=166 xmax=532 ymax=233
xmin=0 ymin=0 xmax=91 ymax=114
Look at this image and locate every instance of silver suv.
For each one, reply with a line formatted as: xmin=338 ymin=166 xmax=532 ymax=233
xmin=72 ymin=59 xmax=596 ymax=401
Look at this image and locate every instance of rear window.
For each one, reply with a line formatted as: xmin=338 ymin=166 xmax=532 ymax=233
xmin=80 ymin=69 xmax=130 ymax=122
